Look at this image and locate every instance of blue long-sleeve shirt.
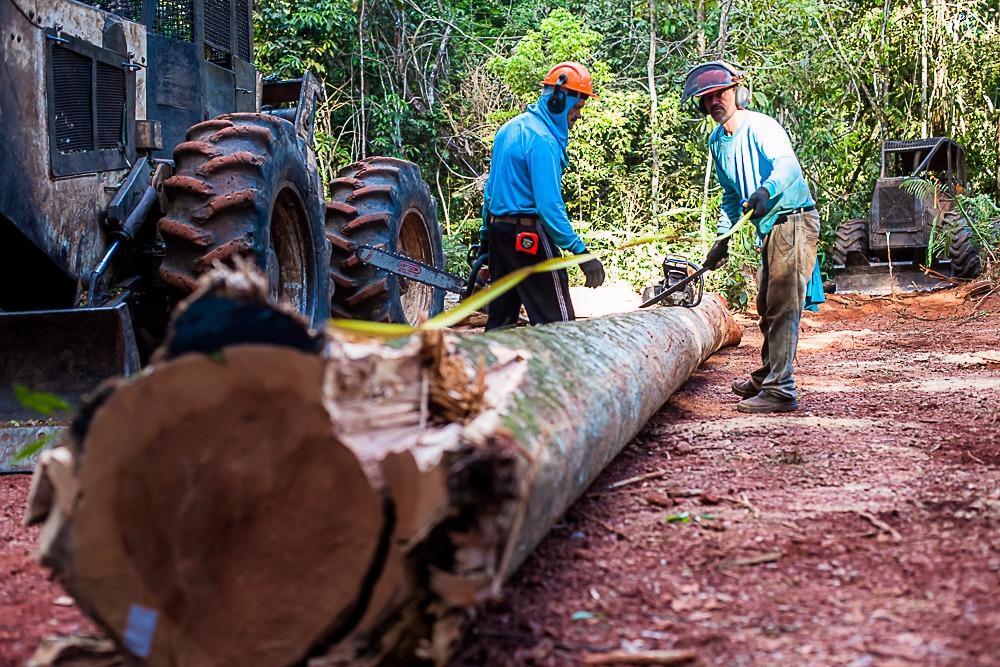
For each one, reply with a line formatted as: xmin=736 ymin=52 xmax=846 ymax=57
xmin=480 ymin=92 xmax=586 ymax=254
xmin=710 ymin=111 xmax=815 ymax=237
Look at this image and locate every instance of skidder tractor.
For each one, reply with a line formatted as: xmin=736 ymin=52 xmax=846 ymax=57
xmin=832 ymin=137 xmax=982 ymax=293
xmin=0 ymin=0 xmax=448 ymax=465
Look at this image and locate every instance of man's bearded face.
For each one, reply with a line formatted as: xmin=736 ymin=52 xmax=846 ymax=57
xmin=702 ymin=86 xmax=738 ymax=124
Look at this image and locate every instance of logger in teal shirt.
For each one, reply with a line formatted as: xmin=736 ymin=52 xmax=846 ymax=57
xmin=683 ymin=61 xmax=822 ymax=413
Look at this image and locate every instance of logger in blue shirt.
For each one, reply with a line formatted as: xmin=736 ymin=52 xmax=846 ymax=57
xmin=682 ymin=61 xmax=822 ymax=413
xmin=480 ymin=62 xmax=605 ymax=330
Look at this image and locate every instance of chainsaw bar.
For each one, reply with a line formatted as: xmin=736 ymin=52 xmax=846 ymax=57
xmin=354 ymin=245 xmax=466 ymax=294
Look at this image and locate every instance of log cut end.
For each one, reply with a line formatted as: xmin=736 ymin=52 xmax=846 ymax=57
xmin=38 ymin=347 xmax=387 ymax=667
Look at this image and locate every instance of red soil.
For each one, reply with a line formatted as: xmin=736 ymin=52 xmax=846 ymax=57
xmin=1 ymin=284 xmax=998 ymax=666
xmin=454 ymin=285 xmax=1000 ymax=666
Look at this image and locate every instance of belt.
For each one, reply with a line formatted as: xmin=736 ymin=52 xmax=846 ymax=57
xmin=489 ymin=214 xmax=537 ymax=226
xmin=777 ymin=205 xmax=816 ymax=219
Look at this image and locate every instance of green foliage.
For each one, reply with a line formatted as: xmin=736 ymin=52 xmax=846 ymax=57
xmin=254 ymin=0 xmax=1000 ymax=309
xmin=13 ymin=385 xmax=71 ymax=416
xmin=6 ymin=385 xmax=70 ymax=464
xmin=11 ymin=433 xmax=57 ymax=463
xmin=956 ymin=194 xmax=1000 ymax=259
xmin=487 ymin=9 xmax=609 ymax=103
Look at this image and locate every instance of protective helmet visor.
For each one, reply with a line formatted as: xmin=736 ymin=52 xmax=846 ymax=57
xmin=681 ymin=64 xmax=738 ymax=104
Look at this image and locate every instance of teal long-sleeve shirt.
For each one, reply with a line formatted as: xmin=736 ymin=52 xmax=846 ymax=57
xmin=710 ymin=111 xmax=815 ymax=237
xmin=480 ymin=92 xmax=587 ymax=254
xmin=709 ymin=111 xmax=824 ymax=310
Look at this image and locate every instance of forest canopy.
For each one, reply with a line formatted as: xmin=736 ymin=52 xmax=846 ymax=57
xmin=254 ymin=0 xmax=1000 ymax=304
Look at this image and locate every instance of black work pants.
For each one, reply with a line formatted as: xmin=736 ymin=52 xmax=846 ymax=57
xmin=485 ymin=220 xmax=575 ymax=330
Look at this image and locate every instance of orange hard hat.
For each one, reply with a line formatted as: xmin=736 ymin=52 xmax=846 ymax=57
xmin=540 ymin=62 xmax=599 ymax=100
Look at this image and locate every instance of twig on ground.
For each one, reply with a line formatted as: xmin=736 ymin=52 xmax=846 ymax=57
xmin=581 ymin=649 xmax=698 ymax=665
xmin=717 ymin=551 xmax=782 ymax=571
xmin=971 ymin=284 xmax=1000 ymax=312
xmin=854 ymin=510 xmax=902 ymax=541
xmin=606 ymin=469 xmax=671 ymax=490
xmin=719 ymin=493 xmax=759 ymax=517
xmin=919 ymin=266 xmax=964 ymax=285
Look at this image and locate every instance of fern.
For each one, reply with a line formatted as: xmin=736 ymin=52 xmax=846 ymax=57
xmin=899 ymin=177 xmax=938 ymax=202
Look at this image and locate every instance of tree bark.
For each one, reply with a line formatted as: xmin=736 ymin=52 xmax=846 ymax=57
xmin=28 ymin=280 xmax=741 ymax=666
xmin=647 ymin=0 xmax=660 ymax=220
xmin=716 ymin=0 xmax=732 ymax=58
xmin=696 ymin=0 xmax=706 ymax=56
xmin=920 ymin=0 xmax=928 ymax=138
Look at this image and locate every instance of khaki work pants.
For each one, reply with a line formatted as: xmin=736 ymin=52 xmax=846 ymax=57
xmin=749 ymin=210 xmax=820 ymax=400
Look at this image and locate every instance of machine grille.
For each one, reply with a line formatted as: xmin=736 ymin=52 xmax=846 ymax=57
xmin=81 ymin=0 xmax=142 ymax=20
xmin=153 ymin=0 xmax=194 ymax=42
xmin=96 ymin=63 xmax=127 ymax=150
xmin=52 ymin=46 xmax=94 ymax=154
xmin=235 ymin=0 xmax=252 ymax=61
xmin=877 ymin=186 xmax=917 ymax=231
xmin=204 ymin=0 xmax=233 ymax=67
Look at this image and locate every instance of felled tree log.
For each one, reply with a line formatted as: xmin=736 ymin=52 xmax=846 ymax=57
xmin=27 ymin=270 xmax=741 ymax=667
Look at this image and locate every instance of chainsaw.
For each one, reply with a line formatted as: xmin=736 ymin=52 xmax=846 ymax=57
xmin=639 ymin=256 xmax=706 ymax=308
xmin=640 ymin=209 xmax=752 ymax=308
xmin=359 ymin=244 xmax=705 ymax=309
xmin=355 ymin=244 xmax=488 ymax=299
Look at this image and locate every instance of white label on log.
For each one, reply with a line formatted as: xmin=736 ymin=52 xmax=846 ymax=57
xmin=123 ymin=604 xmax=158 ymax=657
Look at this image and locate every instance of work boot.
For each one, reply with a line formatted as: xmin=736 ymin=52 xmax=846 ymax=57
xmin=736 ymin=391 xmax=798 ymax=414
xmin=731 ymin=378 xmax=759 ymax=399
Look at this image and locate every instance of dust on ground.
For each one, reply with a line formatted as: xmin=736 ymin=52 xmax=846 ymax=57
xmin=453 ymin=285 xmax=1000 ymax=666
xmin=1 ymin=285 xmax=998 ymax=666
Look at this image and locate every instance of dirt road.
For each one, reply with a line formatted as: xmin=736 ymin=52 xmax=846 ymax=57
xmin=2 ymin=286 xmax=998 ymax=665
xmin=454 ymin=286 xmax=1000 ymax=666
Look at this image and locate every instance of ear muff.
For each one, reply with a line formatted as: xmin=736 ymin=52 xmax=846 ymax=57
xmin=547 ymin=73 xmax=568 ymax=114
xmin=734 ymin=84 xmax=751 ymax=109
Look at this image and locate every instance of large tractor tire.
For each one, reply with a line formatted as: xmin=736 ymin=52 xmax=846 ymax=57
xmin=326 ymin=157 xmax=445 ymax=324
xmin=832 ymin=218 xmax=869 ymax=266
xmin=946 ymin=213 xmax=982 ymax=279
xmin=157 ymin=113 xmax=329 ymax=326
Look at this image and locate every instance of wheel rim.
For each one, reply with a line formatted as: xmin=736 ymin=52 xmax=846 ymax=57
xmin=397 ymin=207 xmax=434 ymax=325
xmin=269 ymin=186 xmax=312 ymax=315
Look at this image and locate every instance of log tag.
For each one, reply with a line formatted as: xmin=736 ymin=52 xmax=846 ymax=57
xmin=123 ymin=604 xmax=158 ymax=657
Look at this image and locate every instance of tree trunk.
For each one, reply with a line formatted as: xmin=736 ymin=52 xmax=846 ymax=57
xmin=716 ymin=0 xmax=732 ymax=57
xmin=28 ymin=278 xmax=741 ymax=666
xmin=696 ymin=0 xmax=706 ymax=56
xmin=647 ymin=0 xmax=659 ymax=220
xmin=920 ymin=0 xmax=928 ymax=138
xmin=699 ymin=149 xmax=713 ymax=256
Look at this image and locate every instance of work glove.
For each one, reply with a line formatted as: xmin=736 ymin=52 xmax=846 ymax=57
xmin=703 ymin=237 xmax=730 ymax=270
xmin=742 ymin=186 xmax=771 ymax=220
xmin=578 ymin=255 xmax=606 ymax=289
